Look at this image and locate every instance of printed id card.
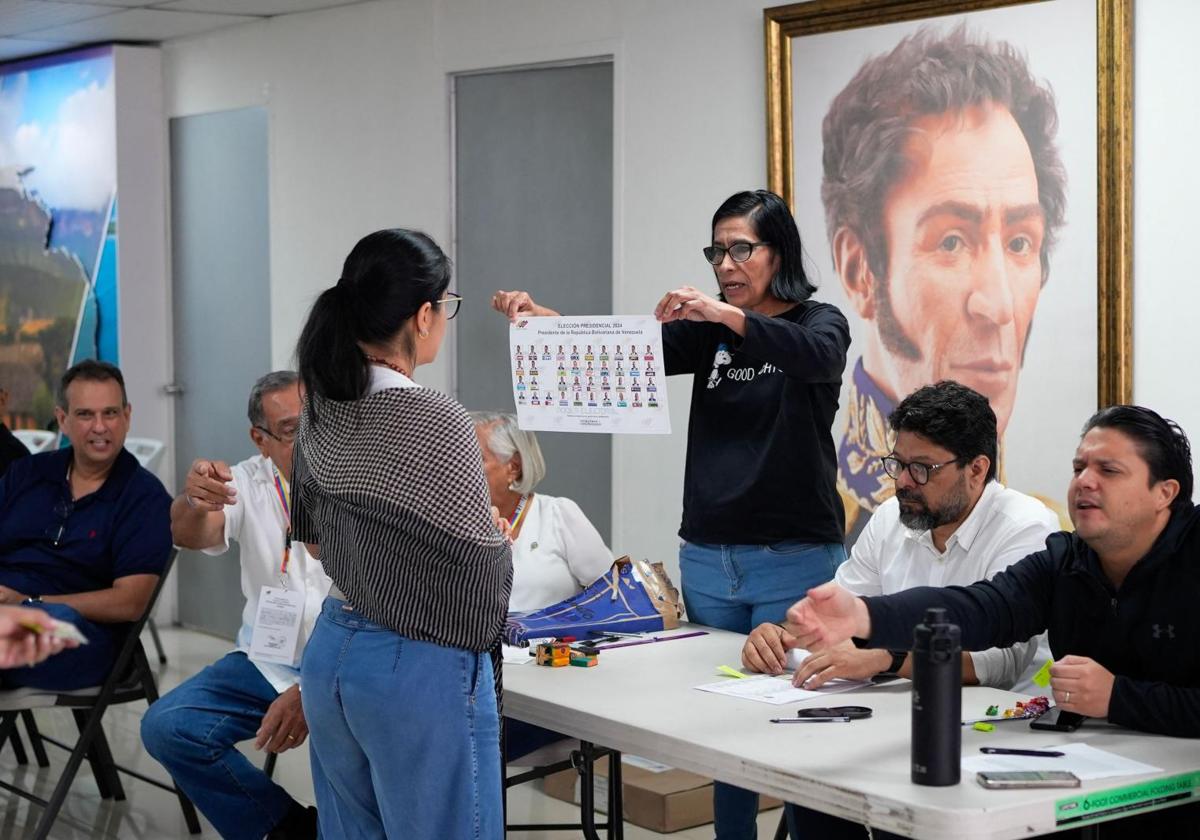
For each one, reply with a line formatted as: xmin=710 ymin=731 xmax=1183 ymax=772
xmin=248 ymin=586 xmax=304 ymax=666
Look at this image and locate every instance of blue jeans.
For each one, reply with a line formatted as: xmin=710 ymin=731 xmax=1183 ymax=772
xmin=0 ymin=603 xmax=115 ymax=690
xmin=679 ymin=540 xmax=846 ymax=840
xmin=140 ymin=651 xmax=296 ymax=840
xmin=301 ymin=597 xmax=502 ymax=840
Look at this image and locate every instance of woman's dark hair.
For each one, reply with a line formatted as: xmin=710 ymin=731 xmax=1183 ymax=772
xmin=296 ymin=229 xmax=450 ymax=406
xmin=888 ymin=380 xmax=998 ymax=482
xmin=1082 ymin=406 xmax=1193 ymax=512
xmin=711 ymin=190 xmax=816 ymax=303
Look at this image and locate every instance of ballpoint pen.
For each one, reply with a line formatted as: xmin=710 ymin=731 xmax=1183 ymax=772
xmin=979 ymin=747 xmax=1065 ymax=757
xmin=769 ymin=717 xmax=853 ymax=723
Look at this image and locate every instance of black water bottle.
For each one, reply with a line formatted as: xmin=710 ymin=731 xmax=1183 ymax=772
xmin=911 ymin=607 xmax=961 ymax=786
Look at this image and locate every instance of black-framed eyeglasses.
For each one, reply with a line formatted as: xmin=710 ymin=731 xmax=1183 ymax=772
xmin=438 ymin=292 xmax=463 ymax=320
xmin=44 ymin=497 xmax=74 ymax=547
xmin=881 ymin=455 xmax=959 ymax=486
xmin=702 ymin=241 xmax=771 ymax=266
xmin=255 ymin=425 xmax=298 ymax=444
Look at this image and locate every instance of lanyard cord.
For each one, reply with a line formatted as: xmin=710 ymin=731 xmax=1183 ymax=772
xmin=271 ymin=466 xmax=292 ymax=575
xmin=508 ymin=494 xmax=531 ymax=532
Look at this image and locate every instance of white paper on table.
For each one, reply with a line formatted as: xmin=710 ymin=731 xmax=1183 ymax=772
xmin=508 ymin=316 xmax=670 ymax=435
xmin=961 ymin=743 xmax=1162 ymax=781
xmin=694 ymin=674 xmax=873 ymax=705
xmin=501 ymin=644 xmax=534 ymax=665
xmin=787 ymin=646 xmax=858 ymax=671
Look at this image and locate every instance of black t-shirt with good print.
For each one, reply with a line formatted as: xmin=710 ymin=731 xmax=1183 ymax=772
xmin=662 ymin=300 xmax=850 ymax=546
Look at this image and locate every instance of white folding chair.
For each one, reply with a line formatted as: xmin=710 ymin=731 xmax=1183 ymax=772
xmin=12 ymin=430 xmax=57 ymax=453
xmin=124 ymin=437 xmax=166 ymax=472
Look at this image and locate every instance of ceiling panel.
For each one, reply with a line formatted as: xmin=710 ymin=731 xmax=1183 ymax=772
xmin=0 ymin=2 xmax=114 ymax=37
xmin=161 ymin=0 xmax=361 ymax=14
xmin=40 ymin=0 xmax=165 ymax=8
xmin=23 ymin=7 xmax=252 ymax=41
xmin=0 ymin=37 xmax=75 ymax=61
xmin=162 ymin=0 xmax=362 ymax=14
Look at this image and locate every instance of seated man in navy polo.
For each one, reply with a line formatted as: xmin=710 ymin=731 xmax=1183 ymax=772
xmin=0 ymin=360 xmax=171 ymax=690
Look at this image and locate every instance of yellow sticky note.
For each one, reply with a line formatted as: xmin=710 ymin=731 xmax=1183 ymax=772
xmin=717 ymin=665 xmax=748 ymax=679
xmin=973 ymin=722 xmax=995 ymax=732
xmin=1032 ymin=659 xmax=1053 ymax=688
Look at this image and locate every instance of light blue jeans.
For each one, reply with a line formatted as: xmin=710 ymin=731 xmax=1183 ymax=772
xmin=301 ymin=597 xmax=502 ymax=840
xmin=679 ymin=539 xmax=846 ymax=840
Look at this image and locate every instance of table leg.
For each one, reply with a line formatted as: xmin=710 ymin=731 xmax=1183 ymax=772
xmin=607 ymin=748 xmax=624 ymax=840
xmin=578 ymin=741 xmax=602 ymax=840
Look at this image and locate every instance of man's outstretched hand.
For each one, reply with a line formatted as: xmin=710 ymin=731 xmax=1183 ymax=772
xmin=785 ymin=582 xmax=872 ymax=651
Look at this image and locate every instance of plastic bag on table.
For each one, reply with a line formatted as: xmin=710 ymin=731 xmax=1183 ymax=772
xmin=502 ymin=556 xmax=681 ymax=646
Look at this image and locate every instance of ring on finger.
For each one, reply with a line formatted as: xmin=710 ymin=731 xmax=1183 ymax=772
xmin=1064 ymin=691 xmax=1071 ymax=704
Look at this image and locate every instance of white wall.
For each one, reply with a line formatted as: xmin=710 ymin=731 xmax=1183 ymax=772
xmin=114 ymin=46 xmax=177 ymax=620
xmin=161 ymin=0 xmax=1200 ymax=592
xmin=163 ymin=0 xmax=776 ymax=581
xmin=115 ymin=46 xmax=172 ymax=472
xmin=1132 ymin=0 xmax=1200 ymax=460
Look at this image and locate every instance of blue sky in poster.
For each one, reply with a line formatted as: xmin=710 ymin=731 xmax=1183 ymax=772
xmin=5 ymin=53 xmax=113 ymax=131
xmin=0 ymin=47 xmax=116 ymax=279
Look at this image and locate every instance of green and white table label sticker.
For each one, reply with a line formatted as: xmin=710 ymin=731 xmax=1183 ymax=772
xmin=1055 ymin=771 xmax=1200 ymax=827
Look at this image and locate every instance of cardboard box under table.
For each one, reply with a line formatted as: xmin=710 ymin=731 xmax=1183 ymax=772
xmin=543 ymin=754 xmax=781 ymax=833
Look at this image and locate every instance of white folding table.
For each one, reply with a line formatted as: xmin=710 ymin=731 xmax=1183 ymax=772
xmin=504 ymin=625 xmax=1200 ymax=839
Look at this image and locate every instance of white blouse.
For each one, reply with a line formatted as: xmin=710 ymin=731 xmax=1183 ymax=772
xmin=508 ymin=493 xmax=614 ymax=612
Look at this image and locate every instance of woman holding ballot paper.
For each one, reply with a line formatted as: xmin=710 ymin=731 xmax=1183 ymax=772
xmin=494 ymin=189 xmax=850 ymax=839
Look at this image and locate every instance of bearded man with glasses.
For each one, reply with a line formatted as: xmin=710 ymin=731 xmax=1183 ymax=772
xmin=743 ymin=379 xmax=1058 ymax=840
xmin=142 ymin=370 xmax=330 ymax=840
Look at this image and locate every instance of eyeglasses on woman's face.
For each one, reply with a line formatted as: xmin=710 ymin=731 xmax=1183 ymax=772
xmin=438 ymin=293 xmax=463 ymax=320
xmin=702 ymin=241 xmax=771 ymax=266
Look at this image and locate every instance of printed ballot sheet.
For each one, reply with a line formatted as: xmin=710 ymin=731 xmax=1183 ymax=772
xmin=509 ymin=316 xmax=670 ymax=435
xmin=694 ymin=673 xmax=874 ymax=705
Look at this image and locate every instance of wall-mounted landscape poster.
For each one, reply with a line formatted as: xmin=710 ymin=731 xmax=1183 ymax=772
xmin=0 ymin=46 xmax=118 ymax=432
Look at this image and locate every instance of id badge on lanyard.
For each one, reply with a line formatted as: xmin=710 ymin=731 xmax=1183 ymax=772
xmin=249 ymin=586 xmax=304 ymax=666
xmin=249 ymin=466 xmax=302 ymax=666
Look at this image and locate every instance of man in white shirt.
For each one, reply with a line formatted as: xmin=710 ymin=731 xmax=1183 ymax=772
xmin=742 ymin=380 xmax=1058 ymax=840
xmin=142 ymin=371 xmax=330 ymax=840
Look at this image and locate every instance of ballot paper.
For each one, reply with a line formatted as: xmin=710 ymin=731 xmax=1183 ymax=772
xmin=962 ymin=743 xmax=1162 ymax=781
xmin=694 ymin=673 xmax=873 ymax=705
xmin=508 ymin=316 xmax=670 ymax=434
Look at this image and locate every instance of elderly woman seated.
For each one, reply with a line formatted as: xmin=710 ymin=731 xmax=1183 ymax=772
xmin=470 ymin=411 xmax=613 ymax=612
xmin=471 ymin=411 xmax=614 ymax=761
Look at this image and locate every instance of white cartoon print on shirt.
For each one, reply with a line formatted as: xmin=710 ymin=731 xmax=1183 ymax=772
xmin=707 ymin=344 xmax=733 ymax=389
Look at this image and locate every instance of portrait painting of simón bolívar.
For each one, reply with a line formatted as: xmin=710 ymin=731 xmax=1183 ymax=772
xmin=766 ymin=0 xmax=1133 ymax=543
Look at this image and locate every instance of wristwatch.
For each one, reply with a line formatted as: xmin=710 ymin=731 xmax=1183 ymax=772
xmin=882 ymin=649 xmax=908 ymax=676
xmin=22 ymin=596 xmax=43 ymax=606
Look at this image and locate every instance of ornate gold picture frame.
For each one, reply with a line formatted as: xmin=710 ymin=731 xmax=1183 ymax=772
xmin=765 ymin=0 xmax=1131 ymax=405
xmin=763 ymin=0 xmax=1131 ymax=537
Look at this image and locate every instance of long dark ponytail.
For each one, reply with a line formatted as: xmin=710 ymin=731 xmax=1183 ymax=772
xmin=296 ymin=229 xmax=451 ymax=409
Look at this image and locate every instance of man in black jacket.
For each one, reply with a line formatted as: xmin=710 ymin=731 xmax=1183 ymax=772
xmin=786 ymin=405 xmax=1200 ymax=832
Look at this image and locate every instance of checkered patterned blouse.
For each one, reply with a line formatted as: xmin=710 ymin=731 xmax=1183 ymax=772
xmin=290 ymin=389 xmax=513 ymax=653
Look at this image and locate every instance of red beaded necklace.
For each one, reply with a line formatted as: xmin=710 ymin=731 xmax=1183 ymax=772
xmin=364 ymin=355 xmax=411 ymax=378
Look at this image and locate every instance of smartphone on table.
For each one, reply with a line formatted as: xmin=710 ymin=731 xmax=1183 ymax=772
xmin=977 ymin=771 xmax=1081 ymax=789
xmin=1030 ymin=707 xmax=1086 ymax=732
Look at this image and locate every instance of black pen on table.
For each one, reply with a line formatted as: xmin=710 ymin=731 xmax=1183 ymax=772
xmin=769 ymin=717 xmax=853 ymax=724
xmin=979 ymin=747 xmax=1065 ymax=757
